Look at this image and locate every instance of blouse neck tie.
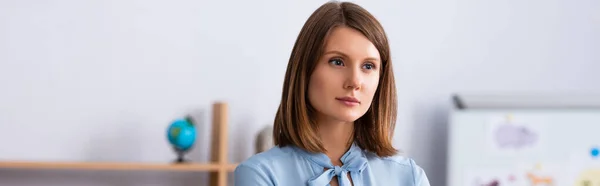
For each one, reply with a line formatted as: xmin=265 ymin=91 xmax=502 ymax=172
xmin=295 ymin=143 xmax=368 ymax=186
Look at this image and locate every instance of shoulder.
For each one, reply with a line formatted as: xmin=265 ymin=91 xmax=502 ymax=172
xmin=236 ymin=145 xmax=293 ymax=170
xmin=233 ymin=145 xmax=296 ymax=186
xmin=363 ymin=152 xmax=431 ymax=186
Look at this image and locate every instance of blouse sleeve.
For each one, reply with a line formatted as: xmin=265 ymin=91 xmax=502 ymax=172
xmin=410 ymin=159 xmax=431 ymax=186
xmin=233 ymin=164 xmax=274 ymax=186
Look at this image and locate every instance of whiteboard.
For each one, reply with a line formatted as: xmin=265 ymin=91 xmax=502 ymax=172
xmin=447 ymin=94 xmax=600 ymax=186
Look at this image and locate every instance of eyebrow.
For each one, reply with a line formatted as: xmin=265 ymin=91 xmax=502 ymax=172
xmin=323 ymin=50 xmax=380 ymax=62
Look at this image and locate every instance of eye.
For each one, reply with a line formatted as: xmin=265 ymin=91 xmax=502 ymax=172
xmin=363 ymin=63 xmax=376 ymax=70
xmin=328 ymin=58 xmax=344 ymax=66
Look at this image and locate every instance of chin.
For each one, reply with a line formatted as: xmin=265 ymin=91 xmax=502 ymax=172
xmin=332 ymin=111 xmax=366 ymax=123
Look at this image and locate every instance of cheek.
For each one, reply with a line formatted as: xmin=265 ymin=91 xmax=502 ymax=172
xmin=364 ymin=75 xmax=380 ymax=97
xmin=308 ymin=69 xmax=329 ymax=101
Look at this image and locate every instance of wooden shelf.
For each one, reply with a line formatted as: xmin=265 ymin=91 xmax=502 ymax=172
xmin=0 ymin=161 xmax=238 ymax=172
xmin=1 ymin=102 xmax=238 ymax=186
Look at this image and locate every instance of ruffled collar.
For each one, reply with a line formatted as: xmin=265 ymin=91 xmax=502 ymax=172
xmin=293 ymin=142 xmax=368 ymax=186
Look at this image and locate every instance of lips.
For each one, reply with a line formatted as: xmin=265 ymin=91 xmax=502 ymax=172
xmin=336 ymin=97 xmax=360 ymax=103
xmin=336 ymin=96 xmax=360 ymax=104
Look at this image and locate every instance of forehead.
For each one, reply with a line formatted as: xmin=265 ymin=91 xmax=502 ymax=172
xmin=323 ymin=26 xmax=380 ymax=60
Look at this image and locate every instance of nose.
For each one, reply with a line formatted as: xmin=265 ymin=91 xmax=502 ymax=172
xmin=343 ymin=67 xmax=362 ymax=90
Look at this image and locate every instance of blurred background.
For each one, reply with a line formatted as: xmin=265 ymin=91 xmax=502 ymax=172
xmin=0 ymin=0 xmax=598 ymax=185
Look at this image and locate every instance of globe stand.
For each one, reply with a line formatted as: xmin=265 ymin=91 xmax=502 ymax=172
xmin=172 ymin=147 xmax=191 ymax=164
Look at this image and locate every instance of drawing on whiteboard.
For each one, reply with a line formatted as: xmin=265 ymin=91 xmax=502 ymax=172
xmin=568 ymin=147 xmax=600 ymax=186
xmin=489 ymin=114 xmax=539 ymax=150
xmin=494 ymin=123 xmax=538 ymax=148
xmin=522 ymin=163 xmax=559 ymax=186
xmin=471 ymin=174 xmax=521 ymax=186
xmin=590 ymin=147 xmax=599 ymax=158
xmin=474 ymin=179 xmax=499 ymax=186
xmin=527 ymin=173 xmax=554 ymax=186
xmin=466 ymin=169 xmax=521 ymax=186
xmin=573 ymin=169 xmax=600 ymax=186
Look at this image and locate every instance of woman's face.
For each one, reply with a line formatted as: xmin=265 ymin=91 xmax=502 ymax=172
xmin=308 ymin=26 xmax=381 ymax=123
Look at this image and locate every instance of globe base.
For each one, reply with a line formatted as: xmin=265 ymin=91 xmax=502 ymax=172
xmin=173 ymin=156 xmax=190 ymax=164
xmin=172 ymin=147 xmax=191 ymax=164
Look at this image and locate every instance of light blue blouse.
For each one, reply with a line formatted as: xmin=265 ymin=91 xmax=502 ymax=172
xmin=233 ymin=142 xmax=430 ymax=186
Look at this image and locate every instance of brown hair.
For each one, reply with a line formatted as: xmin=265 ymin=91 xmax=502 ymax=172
xmin=273 ymin=1 xmax=398 ymax=157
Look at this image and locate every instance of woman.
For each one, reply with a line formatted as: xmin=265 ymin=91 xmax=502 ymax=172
xmin=234 ymin=1 xmax=430 ymax=186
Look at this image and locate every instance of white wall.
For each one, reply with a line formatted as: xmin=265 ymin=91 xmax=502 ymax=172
xmin=1 ymin=0 xmax=598 ymax=185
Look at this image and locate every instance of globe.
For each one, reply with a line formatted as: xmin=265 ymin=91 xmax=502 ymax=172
xmin=166 ymin=116 xmax=196 ymax=163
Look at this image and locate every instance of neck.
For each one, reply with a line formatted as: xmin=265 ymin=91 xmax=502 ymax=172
xmin=317 ymin=115 xmax=355 ymax=166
